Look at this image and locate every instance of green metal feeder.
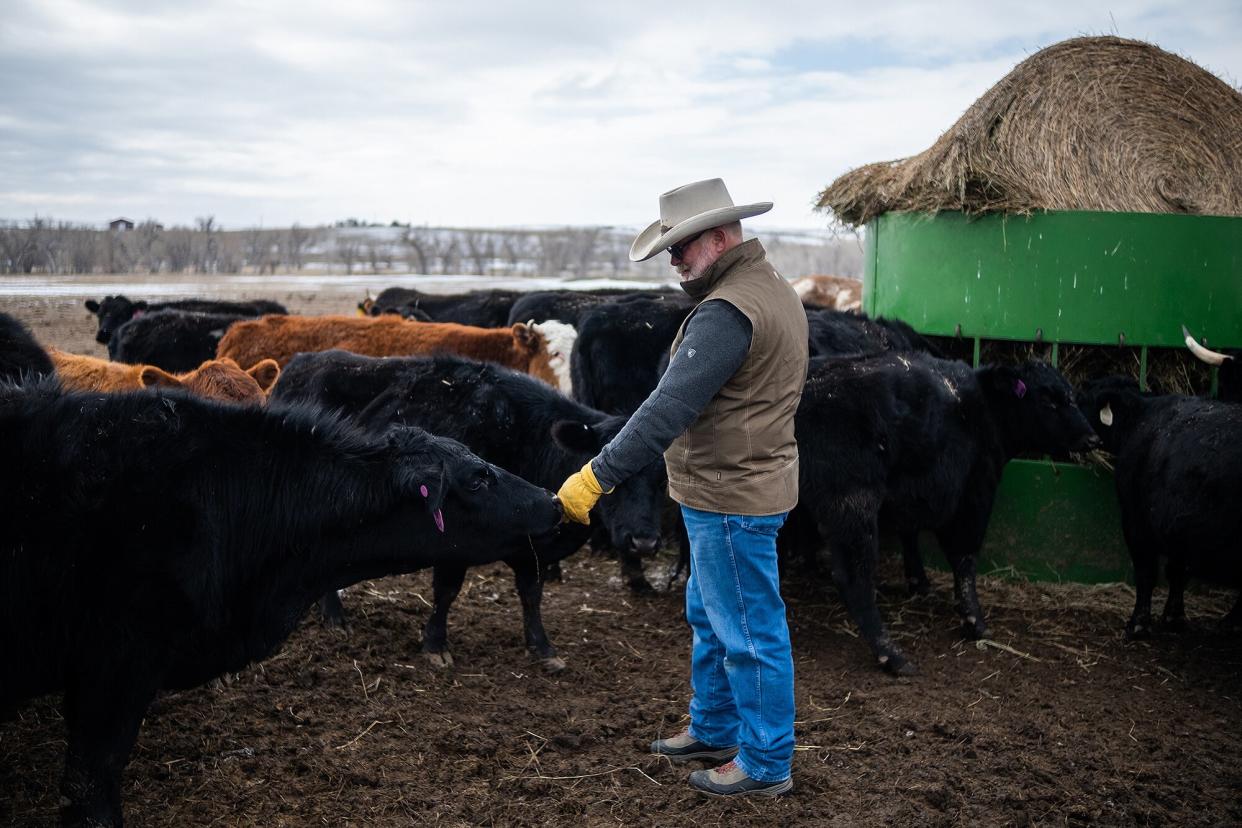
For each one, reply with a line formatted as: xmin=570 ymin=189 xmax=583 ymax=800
xmin=864 ymin=209 xmax=1242 ymax=582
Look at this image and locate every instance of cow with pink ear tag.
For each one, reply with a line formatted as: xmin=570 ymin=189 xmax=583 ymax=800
xmin=0 ymin=386 xmax=561 ymax=827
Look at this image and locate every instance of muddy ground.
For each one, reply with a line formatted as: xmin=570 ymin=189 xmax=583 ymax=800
xmin=1 ymin=284 xmax=1240 ymax=826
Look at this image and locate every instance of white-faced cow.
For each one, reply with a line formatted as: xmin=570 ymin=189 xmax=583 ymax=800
xmin=791 ymin=274 xmax=863 ymax=312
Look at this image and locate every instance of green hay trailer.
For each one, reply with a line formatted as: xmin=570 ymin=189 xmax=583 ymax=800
xmin=864 ymin=210 xmax=1242 ymax=582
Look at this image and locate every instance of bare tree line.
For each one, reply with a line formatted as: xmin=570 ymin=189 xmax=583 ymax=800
xmin=0 ymin=218 xmax=862 ymax=279
xmin=0 ymin=218 xmax=318 ymax=276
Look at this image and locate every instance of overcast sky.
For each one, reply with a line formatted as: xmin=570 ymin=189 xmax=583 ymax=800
xmin=1 ymin=1 xmax=1238 ymax=232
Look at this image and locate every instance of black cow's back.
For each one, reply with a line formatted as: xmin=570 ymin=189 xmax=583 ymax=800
xmin=109 ymin=309 xmax=248 ymax=371
xmin=0 ymin=312 xmax=54 ymax=384
xmin=88 ymin=295 xmax=287 ymax=345
xmin=507 ymin=288 xmax=677 ymax=326
xmin=368 ymin=288 xmax=522 ymax=327
xmin=276 ymin=350 xmax=603 ymax=486
xmin=806 ymin=308 xmax=940 ymax=358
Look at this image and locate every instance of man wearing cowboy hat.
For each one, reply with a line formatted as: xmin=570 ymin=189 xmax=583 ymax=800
xmin=558 ymin=178 xmax=808 ymax=797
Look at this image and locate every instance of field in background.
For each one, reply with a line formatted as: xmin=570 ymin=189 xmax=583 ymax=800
xmin=0 ymin=220 xmax=864 ymax=281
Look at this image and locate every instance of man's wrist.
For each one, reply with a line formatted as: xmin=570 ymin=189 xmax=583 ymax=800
xmin=584 ymin=461 xmax=615 ymax=494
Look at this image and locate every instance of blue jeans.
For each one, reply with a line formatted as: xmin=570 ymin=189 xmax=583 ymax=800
xmin=681 ymin=505 xmax=794 ymax=782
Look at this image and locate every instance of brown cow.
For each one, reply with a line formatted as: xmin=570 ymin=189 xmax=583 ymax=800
xmin=49 ymin=348 xmax=280 ymax=405
xmin=791 ymin=274 xmax=862 ymax=312
xmin=216 ymin=314 xmax=560 ymax=388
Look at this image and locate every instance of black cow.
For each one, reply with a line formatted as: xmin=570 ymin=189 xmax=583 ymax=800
xmin=571 ymin=296 xmax=694 ymax=416
xmin=363 ymin=288 xmax=522 ymax=327
xmin=0 ymin=383 xmax=559 ymax=827
xmin=806 ymin=307 xmax=941 ymax=358
xmin=84 ymin=295 xmax=288 ymax=345
xmin=1077 ymin=377 xmax=1242 ymax=638
xmin=655 ymin=307 xmax=943 ymax=586
xmin=566 ymin=296 xmax=695 ymax=578
xmin=506 ymin=288 xmax=680 ymax=327
xmin=788 ymin=353 xmax=1098 ymax=674
xmin=0 ymin=312 xmax=54 ymax=383
xmin=271 ymin=350 xmax=668 ymax=668
xmin=107 ymin=309 xmax=248 ymax=372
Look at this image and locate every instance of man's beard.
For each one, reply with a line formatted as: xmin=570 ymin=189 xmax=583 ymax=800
xmin=678 ymin=256 xmax=712 ymax=282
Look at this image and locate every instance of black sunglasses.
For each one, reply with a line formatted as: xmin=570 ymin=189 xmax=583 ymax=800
xmin=667 ymin=230 xmax=705 ymax=259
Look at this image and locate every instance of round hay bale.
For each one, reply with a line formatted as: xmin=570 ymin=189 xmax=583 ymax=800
xmin=817 ymin=36 xmax=1242 ymax=226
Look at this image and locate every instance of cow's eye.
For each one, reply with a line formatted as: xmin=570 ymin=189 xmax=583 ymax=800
xmin=466 ymin=469 xmax=491 ymax=492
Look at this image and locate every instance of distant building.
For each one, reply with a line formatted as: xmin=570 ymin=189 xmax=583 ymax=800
xmin=109 ymin=217 xmax=135 ymax=232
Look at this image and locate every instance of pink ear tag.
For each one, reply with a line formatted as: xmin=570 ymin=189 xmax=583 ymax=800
xmin=418 ymin=484 xmax=444 ymax=531
xmin=1014 ymin=379 xmax=1027 ymax=399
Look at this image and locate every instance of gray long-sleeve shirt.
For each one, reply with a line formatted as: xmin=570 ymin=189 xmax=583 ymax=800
xmin=590 ymin=299 xmax=753 ymax=491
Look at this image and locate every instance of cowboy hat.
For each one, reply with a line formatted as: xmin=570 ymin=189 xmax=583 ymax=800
xmin=629 ymin=178 xmax=772 ymax=262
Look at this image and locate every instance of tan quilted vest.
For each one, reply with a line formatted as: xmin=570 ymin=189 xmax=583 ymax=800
xmin=664 ymin=239 xmax=808 ymax=514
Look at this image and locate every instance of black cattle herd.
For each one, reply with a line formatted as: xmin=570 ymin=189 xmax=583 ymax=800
xmin=0 ymin=283 xmax=1237 ymax=826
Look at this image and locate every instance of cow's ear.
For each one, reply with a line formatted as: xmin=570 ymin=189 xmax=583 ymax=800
xmin=139 ymin=366 xmax=182 ymax=389
xmin=133 ymin=300 xmax=149 ymax=311
xmin=414 ymin=463 xmax=448 ymax=511
xmin=551 ymin=420 xmax=602 ymax=454
xmin=247 ymin=358 xmax=281 ymax=392
xmin=414 ymin=461 xmax=449 ymax=534
xmin=386 ymin=427 xmax=449 ymax=533
xmin=512 ymin=322 xmax=540 ymax=353
xmin=981 ymin=364 xmax=1023 ymax=398
xmin=84 ymin=299 xmax=100 ymax=313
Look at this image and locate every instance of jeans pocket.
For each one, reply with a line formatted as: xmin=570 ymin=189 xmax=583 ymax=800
xmin=737 ymin=512 xmax=787 ymax=537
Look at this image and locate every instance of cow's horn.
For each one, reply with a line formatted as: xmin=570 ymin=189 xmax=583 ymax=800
xmin=1182 ymin=325 xmax=1231 ymax=366
xmin=1099 ymin=403 xmax=1114 ymax=427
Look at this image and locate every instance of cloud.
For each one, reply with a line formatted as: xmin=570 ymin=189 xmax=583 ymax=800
xmin=1 ymin=0 xmax=1238 ymax=229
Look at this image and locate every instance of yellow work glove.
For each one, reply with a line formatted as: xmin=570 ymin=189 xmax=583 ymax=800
xmin=556 ymin=461 xmax=613 ymax=525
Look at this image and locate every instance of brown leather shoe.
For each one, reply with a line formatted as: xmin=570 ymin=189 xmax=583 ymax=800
xmin=688 ymin=760 xmax=793 ymax=797
xmin=649 ymin=729 xmax=739 ymax=763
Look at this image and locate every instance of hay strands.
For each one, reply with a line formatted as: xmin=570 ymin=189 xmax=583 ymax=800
xmin=975 ymin=638 xmax=1042 ymax=662
xmin=502 ymin=766 xmax=662 ymax=786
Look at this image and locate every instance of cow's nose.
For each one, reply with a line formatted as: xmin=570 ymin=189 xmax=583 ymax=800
xmin=629 ymin=536 xmax=660 ymax=557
